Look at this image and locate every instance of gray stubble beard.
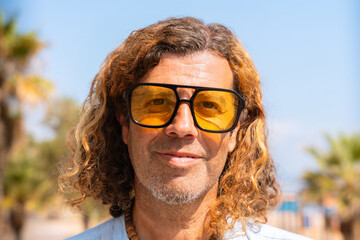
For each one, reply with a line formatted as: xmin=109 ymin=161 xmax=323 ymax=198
xmin=143 ymin=175 xmax=209 ymax=205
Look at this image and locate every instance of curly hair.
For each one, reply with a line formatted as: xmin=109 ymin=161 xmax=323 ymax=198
xmin=59 ymin=17 xmax=280 ymax=238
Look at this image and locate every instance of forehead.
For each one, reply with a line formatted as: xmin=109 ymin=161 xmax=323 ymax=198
xmin=141 ymin=51 xmax=234 ymax=90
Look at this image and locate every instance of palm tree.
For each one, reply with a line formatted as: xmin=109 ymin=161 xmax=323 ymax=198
xmin=3 ymin=137 xmax=46 ymax=240
xmin=0 ymin=12 xmax=53 ymax=219
xmin=302 ymin=134 xmax=360 ymax=240
xmin=3 ymin=98 xmax=81 ymax=240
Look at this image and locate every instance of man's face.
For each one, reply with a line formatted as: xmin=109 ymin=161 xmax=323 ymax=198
xmin=119 ymin=51 xmax=239 ymax=204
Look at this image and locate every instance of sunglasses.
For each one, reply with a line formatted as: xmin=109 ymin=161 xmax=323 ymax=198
xmin=127 ymin=83 xmax=245 ymax=133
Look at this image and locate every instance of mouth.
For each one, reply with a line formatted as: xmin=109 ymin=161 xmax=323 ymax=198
xmin=156 ymin=151 xmax=203 ymax=168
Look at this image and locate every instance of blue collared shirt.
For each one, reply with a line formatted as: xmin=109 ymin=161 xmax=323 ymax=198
xmin=66 ymin=215 xmax=313 ymax=240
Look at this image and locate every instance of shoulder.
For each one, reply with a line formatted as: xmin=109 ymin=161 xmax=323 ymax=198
xmin=224 ymin=220 xmax=313 ymax=240
xmin=247 ymin=224 xmax=313 ymax=240
xmin=65 ymin=216 xmax=128 ymax=240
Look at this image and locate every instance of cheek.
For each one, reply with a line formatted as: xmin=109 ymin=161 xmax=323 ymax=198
xmin=202 ymin=132 xmax=232 ymax=155
xmin=201 ymin=132 xmax=232 ymax=174
xmin=127 ymin=125 xmax=162 ymax=160
xmin=206 ymin=138 xmax=229 ymax=179
xmin=203 ymin=133 xmax=223 ymax=148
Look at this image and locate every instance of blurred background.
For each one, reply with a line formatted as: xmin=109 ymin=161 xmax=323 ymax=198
xmin=0 ymin=0 xmax=359 ymax=239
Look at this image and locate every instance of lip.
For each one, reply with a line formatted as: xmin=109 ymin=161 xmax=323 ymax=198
xmin=155 ymin=151 xmax=203 ymax=168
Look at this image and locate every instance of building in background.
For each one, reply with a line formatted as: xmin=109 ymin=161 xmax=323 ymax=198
xmin=269 ymin=192 xmax=343 ymax=240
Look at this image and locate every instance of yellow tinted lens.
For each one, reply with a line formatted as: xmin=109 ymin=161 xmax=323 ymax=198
xmin=194 ymin=90 xmax=238 ymax=131
xmin=131 ymin=85 xmax=176 ymax=126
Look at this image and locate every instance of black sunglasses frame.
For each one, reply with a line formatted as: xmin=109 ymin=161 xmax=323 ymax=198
xmin=127 ymin=82 xmax=245 ymax=133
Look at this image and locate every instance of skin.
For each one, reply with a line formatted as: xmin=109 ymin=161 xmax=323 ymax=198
xmin=118 ymin=51 xmax=240 ymax=240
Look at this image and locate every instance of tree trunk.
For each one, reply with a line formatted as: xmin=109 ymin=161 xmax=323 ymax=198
xmin=0 ymin=116 xmax=7 ymax=230
xmin=0 ymin=91 xmax=24 ymax=230
xmin=340 ymin=218 xmax=353 ymax=240
xmin=0 ymin=73 xmax=7 ymax=240
xmin=10 ymin=201 xmax=25 ymax=240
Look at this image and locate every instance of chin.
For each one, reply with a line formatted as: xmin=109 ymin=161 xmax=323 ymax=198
xmin=143 ymin=177 xmax=213 ymax=205
xmin=150 ymin=187 xmax=204 ymax=205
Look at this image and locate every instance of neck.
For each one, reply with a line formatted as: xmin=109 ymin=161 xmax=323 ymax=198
xmin=132 ymin=179 xmax=218 ymax=240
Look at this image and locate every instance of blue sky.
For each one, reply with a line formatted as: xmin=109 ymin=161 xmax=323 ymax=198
xmin=1 ymin=0 xmax=359 ymax=191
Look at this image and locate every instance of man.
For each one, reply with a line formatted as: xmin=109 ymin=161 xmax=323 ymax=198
xmin=60 ymin=17 xmax=311 ymax=239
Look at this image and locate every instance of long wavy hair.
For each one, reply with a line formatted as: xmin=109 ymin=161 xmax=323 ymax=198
xmin=59 ymin=17 xmax=280 ymax=238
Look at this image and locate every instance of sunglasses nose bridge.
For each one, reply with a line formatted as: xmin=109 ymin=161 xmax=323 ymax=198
xmin=178 ymin=98 xmax=191 ymax=104
xmin=174 ymin=98 xmax=194 ymax=119
xmin=164 ymin=97 xmax=199 ymax=138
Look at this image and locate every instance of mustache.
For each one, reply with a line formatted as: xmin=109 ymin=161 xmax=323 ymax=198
xmin=149 ymin=137 xmax=207 ymax=157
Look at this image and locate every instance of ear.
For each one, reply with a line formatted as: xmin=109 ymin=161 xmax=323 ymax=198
xmin=228 ymin=121 xmax=240 ymax=153
xmin=116 ymin=112 xmax=129 ymax=145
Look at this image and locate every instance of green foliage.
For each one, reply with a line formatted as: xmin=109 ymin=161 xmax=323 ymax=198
xmin=3 ymin=98 xmax=81 ymax=210
xmin=44 ymin=98 xmax=80 ymax=135
xmin=0 ymin=13 xmax=44 ymax=69
xmin=302 ymin=133 xmax=360 ymax=220
xmin=3 ymin=137 xmax=49 ymax=207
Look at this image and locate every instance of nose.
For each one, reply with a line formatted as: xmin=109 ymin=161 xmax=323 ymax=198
xmin=165 ymin=102 xmax=198 ymax=138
